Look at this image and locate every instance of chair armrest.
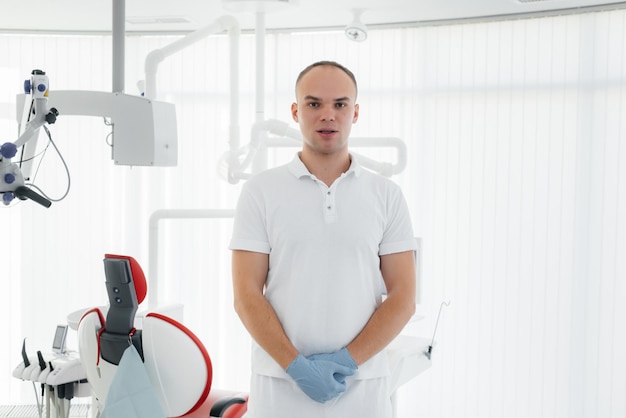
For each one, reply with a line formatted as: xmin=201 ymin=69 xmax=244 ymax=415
xmin=209 ymin=395 xmax=247 ymax=417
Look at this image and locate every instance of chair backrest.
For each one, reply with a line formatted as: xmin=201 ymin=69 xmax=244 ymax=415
xmin=142 ymin=313 xmax=213 ymax=416
xmin=78 ymin=254 xmax=216 ymax=417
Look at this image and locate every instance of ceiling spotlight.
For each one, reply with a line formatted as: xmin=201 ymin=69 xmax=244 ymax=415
xmin=345 ymin=9 xmax=368 ymax=42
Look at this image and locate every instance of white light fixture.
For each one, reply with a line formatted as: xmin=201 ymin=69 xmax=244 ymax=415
xmin=126 ymin=16 xmax=194 ymax=25
xmin=345 ymin=9 xmax=368 ymax=42
xmin=222 ymin=0 xmax=297 ymax=13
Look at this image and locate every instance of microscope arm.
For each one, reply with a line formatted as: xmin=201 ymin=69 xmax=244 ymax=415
xmin=2 ymin=69 xmax=178 ymax=208
xmin=1 ymin=70 xmax=57 ymax=207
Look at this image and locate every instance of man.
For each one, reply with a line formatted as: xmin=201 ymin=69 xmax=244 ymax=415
xmin=230 ymin=61 xmax=416 ymax=417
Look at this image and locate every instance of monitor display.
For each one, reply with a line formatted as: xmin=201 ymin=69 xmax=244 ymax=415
xmin=52 ymin=325 xmax=68 ymax=354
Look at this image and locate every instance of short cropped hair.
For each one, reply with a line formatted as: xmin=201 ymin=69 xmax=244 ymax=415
xmin=295 ymin=61 xmax=358 ymax=98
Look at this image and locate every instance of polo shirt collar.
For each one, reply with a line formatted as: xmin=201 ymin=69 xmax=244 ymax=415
xmin=288 ymin=152 xmax=362 ymax=179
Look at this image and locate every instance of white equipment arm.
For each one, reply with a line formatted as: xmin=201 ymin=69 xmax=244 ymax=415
xmin=0 ymin=70 xmax=58 ymax=207
xmin=1 ymin=69 xmax=178 ymax=208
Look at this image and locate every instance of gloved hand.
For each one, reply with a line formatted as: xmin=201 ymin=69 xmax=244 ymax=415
xmin=285 ymin=354 xmax=355 ymax=403
xmin=308 ymin=347 xmax=358 ymax=384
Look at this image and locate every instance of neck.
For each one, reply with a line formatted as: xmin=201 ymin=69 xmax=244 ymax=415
xmin=299 ymin=150 xmax=351 ymax=186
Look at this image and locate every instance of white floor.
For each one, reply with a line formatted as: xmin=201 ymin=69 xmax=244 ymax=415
xmin=0 ymin=403 xmax=90 ymax=418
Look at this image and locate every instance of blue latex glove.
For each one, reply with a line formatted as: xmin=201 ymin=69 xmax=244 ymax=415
xmin=285 ymin=354 xmax=355 ymax=403
xmin=308 ymin=347 xmax=358 ymax=384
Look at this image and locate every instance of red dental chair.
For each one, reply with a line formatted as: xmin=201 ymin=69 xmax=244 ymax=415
xmin=77 ymin=254 xmax=248 ymax=417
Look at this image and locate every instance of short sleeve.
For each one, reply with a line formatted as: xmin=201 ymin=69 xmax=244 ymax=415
xmin=229 ymin=183 xmax=271 ymax=254
xmin=378 ymin=184 xmax=417 ymax=255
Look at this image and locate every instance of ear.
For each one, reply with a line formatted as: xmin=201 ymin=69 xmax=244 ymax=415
xmin=291 ymin=102 xmax=299 ymax=122
xmin=352 ymin=103 xmax=360 ymax=123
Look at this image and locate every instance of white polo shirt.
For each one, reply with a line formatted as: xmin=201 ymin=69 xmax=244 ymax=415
xmin=230 ymin=153 xmax=417 ymax=379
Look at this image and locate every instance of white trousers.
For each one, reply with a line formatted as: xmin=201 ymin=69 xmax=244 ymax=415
xmin=243 ymin=374 xmax=392 ymax=418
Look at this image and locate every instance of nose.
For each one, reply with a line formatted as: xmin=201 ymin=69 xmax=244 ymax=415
xmin=320 ymin=106 xmax=335 ymax=122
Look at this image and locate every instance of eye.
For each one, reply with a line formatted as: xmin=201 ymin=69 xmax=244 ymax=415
xmin=307 ymin=102 xmax=320 ymax=108
xmin=335 ymin=102 xmax=347 ymax=108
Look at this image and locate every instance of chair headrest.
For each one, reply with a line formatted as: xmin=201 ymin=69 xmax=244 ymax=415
xmin=104 ymin=254 xmax=148 ymax=304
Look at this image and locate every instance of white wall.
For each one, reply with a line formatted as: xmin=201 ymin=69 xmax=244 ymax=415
xmin=1 ymin=9 xmax=625 ymax=417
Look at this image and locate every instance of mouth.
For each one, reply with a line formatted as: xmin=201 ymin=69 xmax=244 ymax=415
xmin=317 ymin=129 xmax=338 ymax=135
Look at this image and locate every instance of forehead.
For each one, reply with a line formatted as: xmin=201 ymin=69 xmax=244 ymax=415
xmin=296 ymin=65 xmax=356 ymax=100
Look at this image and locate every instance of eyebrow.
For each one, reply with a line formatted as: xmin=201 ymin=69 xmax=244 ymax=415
xmin=303 ymin=95 xmax=351 ymax=102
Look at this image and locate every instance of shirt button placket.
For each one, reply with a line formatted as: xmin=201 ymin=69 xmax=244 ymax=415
xmin=325 ymin=188 xmax=337 ymax=222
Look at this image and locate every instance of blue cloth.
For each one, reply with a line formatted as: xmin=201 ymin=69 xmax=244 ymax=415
xmin=100 ymin=345 xmax=166 ymax=418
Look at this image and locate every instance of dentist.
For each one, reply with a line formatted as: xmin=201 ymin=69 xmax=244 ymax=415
xmin=230 ymin=61 xmax=417 ymax=417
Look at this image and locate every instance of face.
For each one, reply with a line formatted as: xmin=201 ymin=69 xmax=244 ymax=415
xmin=291 ymin=65 xmax=359 ymax=156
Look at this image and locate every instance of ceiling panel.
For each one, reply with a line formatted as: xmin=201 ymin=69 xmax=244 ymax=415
xmin=1 ymin=0 xmax=625 ymax=34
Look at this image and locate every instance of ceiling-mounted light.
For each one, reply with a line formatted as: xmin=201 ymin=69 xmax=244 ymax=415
xmin=345 ymin=9 xmax=367 ymax=42
xmin=222 ymin=0 xmax=297 ymax=13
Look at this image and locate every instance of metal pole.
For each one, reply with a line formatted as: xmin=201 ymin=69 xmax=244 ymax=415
xmin=112 ymin=0 xmax=125 ymax=93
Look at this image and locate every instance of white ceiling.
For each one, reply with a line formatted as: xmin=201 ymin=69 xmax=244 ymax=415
xmin=0 ymin=0 xmax=625 ymax=34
